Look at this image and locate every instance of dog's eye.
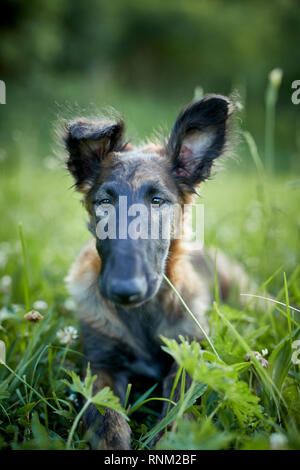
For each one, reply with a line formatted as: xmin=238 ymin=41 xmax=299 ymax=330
xmin=151 ymin=197 xmax=164 ymax=207
xmin=96 ymin=198 xmax=112 ymax=207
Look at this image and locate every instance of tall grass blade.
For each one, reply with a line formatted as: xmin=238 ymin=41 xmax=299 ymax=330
xmin=18 ymin=222 xmax=30 ymax=311
xmin=265 ymin=68 xmax=283 ymax=173
xmin=163 ymin=274 xmax=220 ymax=360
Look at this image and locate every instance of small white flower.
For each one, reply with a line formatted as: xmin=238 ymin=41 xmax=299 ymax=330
xmin=291 ymin=340 xmax=300 ymax=365
xmin=269 ymin=68 xmax=283 ymax=88
xmin=0 ymin=307 xmax=13 ymax=321
xmin=68 ymin=393 xmax=80 ymax=406
xmin=0 ymin=275 xmax=12 ymax=293
xmin=0 ymin=340 xmax=6 ymax=364
xmin=63 ymin=298 xmax=76 ymax=311
xmin=269 ymin=433 xmax=287 ymax=450
xmin=33 ymin=300 xmax=48 ymax=311
xmin=291 ymin=351 xmax=300 ymax=365
xmin=261 ymin=348 xmax=268 ymax=357
xmin=57 ymin=326 xmax=78 ymax=345
xmin=24 ymin=310 xmax=44 ymax=322
xmin=0 ymin=252 xmax=7 ymax=269
xmin=245 ymin=350 xmax=269 ymax=368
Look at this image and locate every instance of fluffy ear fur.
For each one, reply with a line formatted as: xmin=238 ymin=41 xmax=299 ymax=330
xmin=167 ymin=94 xmax=233 ymax=191
xmin=63 ymin=118 xmax=125 ymax=191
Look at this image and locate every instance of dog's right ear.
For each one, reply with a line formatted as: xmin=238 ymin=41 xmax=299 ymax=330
xmin=63 ymin=118 xmax=125 ymax=191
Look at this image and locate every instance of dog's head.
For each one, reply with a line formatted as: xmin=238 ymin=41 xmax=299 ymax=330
xmin=63 ymin=95 xmax=233 ymax=307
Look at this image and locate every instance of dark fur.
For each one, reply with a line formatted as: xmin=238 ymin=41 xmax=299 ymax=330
xmin=63 ymin=95 xmax=240 ymax=449
xmin=168 ymin=94 xmax=232 ymax=187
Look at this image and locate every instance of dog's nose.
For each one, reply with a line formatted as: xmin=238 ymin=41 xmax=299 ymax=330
xmin=108 ymin=277 xmax=147 ymax=305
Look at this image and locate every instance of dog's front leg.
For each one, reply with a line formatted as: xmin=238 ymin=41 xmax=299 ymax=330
xmin=82 ymin=369 xmax=131 ymax=450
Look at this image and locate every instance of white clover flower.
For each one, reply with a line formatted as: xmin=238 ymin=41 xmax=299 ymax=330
xmin=33 ymin=300 xmax=48 ymax=311
xmin=68 ymin=393 xmax=80 ymax=407
xmin=291 ymin=340 xmax=300 ymax=365
xmin=245 ymin=350 xmax=269 ymax=369
xmin=0 ymin=252 xmax=7 ymax=269
xmin=24 ymin=310 xmax=44 ymax=322
xmin=57 ymin=326 xmax=78 ymax=345
xmin=269 ymin=68 xmax=283 ymax=88
xmin=63 ymin=298 xmax=76 ymax=311
xmin=0 ymin=275 xmax=12 ymax=293
xmin=269 ymin=433 xmax=287 ymax=450
xmin=261 ymin=348 xmax=268 ymax=357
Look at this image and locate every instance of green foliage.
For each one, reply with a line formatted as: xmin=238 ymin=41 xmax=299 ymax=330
xmin=269 ymin=329 xmax=300 ymax=392
xmin=62 ymin=365 xmax=127 ymax=449
xmin=157 ymin=418 xmax=233 ymax=450
xmin=161 ymin=336 xmax=263 ymax=426
xmin=139 ymin=382 xmax=207 ymax=448
xmin=64 ymin=364 xmax=127 ymax=419
xmin=14 ymin=413 xmax=65 ymax=450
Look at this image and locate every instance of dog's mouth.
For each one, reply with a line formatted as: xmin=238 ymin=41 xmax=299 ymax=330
xmin=103 ymin=288 xmax=155 ymax=309
xmin=110 ymin=296 xmax=148 ymax=309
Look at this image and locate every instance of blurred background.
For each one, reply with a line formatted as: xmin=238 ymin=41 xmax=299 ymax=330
xmin=0 ymin=0 xmax=299 ymax=165
xmin=0 ymin=0 xmax=299 ymax=303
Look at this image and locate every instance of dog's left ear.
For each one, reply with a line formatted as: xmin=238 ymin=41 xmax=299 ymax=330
xmin=167 ymin=94 xmax=233 ymax=191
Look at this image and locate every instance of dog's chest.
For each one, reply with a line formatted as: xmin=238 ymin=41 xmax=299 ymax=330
xmin=115 ymin=304 xmax=172 ymax=379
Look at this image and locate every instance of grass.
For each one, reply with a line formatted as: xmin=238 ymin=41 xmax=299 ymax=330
xmin=0 ymin=81 xmax=300 ymax=450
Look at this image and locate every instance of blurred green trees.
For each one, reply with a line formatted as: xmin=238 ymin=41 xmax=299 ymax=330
xmin=0 ymin=0 xmax=299 ymax=169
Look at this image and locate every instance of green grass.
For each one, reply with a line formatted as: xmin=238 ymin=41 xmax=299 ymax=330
xmin=0 ymin=85 xmax=300 ymax=449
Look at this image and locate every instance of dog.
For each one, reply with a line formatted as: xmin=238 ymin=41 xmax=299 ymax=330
xmin=63 ymin=94 xmax=250 ymax=449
